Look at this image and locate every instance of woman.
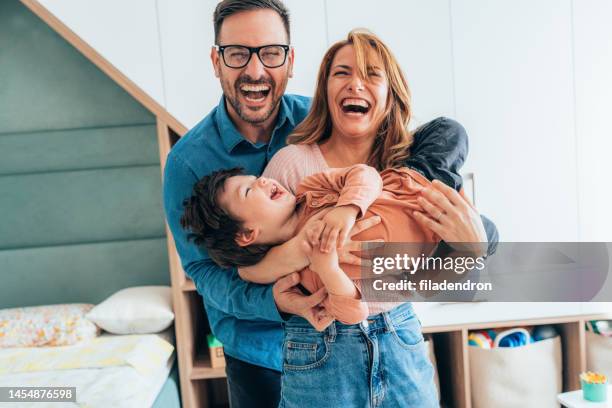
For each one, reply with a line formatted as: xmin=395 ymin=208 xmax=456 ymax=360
xmin=257 ymin=29 xmax=491 ymax=407
xmin=264 ymin=30 xmax=488 ymax=250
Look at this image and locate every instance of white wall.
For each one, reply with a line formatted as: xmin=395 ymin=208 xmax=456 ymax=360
xmin=38 ymin=0 xmax=166 ymax=105
xmin=573 ymin=0 xmax=612 ymax=241
xmin=156 ymin=0 xmax=219 ymax=128
xmin=37 ymin=0 xmax=612 ymax=242
xmin=451 ymin=0 xmax=578 ymax=242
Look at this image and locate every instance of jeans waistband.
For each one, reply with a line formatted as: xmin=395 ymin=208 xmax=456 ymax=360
xmin=284 ymin=302 xmax=415 ymax=335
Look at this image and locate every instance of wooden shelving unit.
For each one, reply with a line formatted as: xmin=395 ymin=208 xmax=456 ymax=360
xmin=156 ymin=120 xmax=610 ymax=408
xmin=156 ymin=120 xmax=228 ymax=408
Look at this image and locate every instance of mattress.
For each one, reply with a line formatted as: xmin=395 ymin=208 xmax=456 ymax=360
xmin=0 ymin=329 xmax=176 ymax=408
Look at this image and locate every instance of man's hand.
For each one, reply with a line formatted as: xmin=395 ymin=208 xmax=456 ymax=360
xmin=273 ymin=272 xmax=334 ymax=331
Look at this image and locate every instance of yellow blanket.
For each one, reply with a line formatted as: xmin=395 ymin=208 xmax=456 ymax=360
xmin=0 ymin=334 xmax=174 ymax=376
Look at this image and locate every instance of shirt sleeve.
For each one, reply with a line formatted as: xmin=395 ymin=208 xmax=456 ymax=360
xmin=407 ymin=117 xmax=499 ymax=256
xmin=299 ymin=268 xmax=369 ymax=325
xmin=163 ymin=153 xmax=283 ymax=322
xmin=406 ymin=117 xmax=468 ymax=191
xmin=324 ymin=290 xmax=370 ymax=325
xmin=297 ymin=164 xmax=383 ymax=217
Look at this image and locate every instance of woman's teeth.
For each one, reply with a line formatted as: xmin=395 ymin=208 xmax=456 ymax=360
xmin=341 ymin=98 xmax=370 ymax=114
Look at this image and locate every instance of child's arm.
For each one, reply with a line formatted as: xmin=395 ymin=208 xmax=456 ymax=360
xmin=306 ymin=240 xmax=369 ymax=325
xmin=237 ymin=208 xmax=332 ymax=284
xmin=298 ymin=164 xmax=383 ymax=252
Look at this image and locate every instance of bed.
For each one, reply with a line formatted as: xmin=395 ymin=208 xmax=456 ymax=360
xmin=0 ymin=329 xmax=179 ymax=407
xmin=1 ymin=0 xmax=181 ymax=405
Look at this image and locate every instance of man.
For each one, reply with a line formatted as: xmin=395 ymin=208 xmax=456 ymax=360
xmin=163 ymin=1 xmax=498 ymax=406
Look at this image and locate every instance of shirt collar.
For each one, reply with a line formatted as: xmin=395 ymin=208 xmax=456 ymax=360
xmin=216 ymin=95 xmax=296 ymax=153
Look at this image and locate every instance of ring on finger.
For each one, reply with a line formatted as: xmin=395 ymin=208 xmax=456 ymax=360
xmin=435 ymin=211 xmax=445 ymax=222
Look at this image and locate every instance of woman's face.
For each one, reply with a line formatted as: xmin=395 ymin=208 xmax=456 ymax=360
xmin=326 ymin=44 xmax=389 ymax=142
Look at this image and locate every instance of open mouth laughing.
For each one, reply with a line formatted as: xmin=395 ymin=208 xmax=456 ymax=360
xmin=239 ymin=83 xmax=271 ymax=102
xmin=270 ymin=183 xmax=284 ymax=200
xmin=341 ymin=98 xmax=371 ymax=116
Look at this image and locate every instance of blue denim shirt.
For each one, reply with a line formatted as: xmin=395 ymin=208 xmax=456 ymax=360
xmin=163 ymin=95 xmax=311 ymax=370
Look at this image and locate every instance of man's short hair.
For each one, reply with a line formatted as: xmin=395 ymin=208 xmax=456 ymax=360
xmin=213 ymin=0 xmax=291 ymax=44
xmin=180 ymin=168 xmax=271 ymax=268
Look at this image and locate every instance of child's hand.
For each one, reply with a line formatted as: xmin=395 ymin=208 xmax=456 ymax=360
xmin=294 ymin=209 xmax=332 ymax=259
xmin=318 ymin=205 xmax=360 ymax=253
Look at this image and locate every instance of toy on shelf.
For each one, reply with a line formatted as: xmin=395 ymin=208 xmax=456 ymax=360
xmin=532 ymin=325 xmax=558 ymax=341
xmin=586 ymin=320 xmax=612 ymax=337
xmin=468 ymin=331 xmax=495 ymax=348
xmin=207 ymin=334 xmax=226 ymax=369
xmin=494 ymin=328 xmax=532 ymax=348
xmin=468 ymin=325 xmax=559 ymax=348
xmin=580 ymin=371 xmax=608 ymax=402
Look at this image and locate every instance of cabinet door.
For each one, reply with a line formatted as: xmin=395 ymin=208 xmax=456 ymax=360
xmin=157 ymin=0 xmax=219 ymax=129
xmin=325 ymin=0 xmax=455 ymax=126
xmin=38 ymin=0 xmax=165 ymax=106
xmin=451 ymin=0 xmax=578 ymax=242
xmin=283 ymin=0 xmax=328 ymax=98
xmin=573 ymin=0 xmax=612 ymax=241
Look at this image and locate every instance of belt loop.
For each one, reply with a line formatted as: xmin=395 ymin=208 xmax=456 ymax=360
xmin=326 ymin=320 xmax=337 ymax=343
xmin=382 ymin=311 xmax=396 ymax=334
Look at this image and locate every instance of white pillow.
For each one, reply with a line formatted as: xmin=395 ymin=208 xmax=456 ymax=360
xmin=86 ymin=286 xmax=174 ymax=334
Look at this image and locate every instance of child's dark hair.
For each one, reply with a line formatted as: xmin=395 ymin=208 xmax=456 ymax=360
xmin=180 ymin=168 xmax=271 ymax=268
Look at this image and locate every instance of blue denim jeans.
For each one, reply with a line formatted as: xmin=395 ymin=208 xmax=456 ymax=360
xmin=279 ymin=303 xmax=439 ymax=408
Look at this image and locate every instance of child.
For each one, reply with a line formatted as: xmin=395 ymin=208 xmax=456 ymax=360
xmin=183 ymin=163 xmax=445 ymax=321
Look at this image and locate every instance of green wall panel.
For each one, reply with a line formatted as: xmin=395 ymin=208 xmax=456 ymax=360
xmin=0 ymin=166 xmax=165 ymax=249
xmin=0 ymin=0 xmax=155 ymax=134
xmin=0 ymin=0 xmax=169 ymax=308
xmin=0 ymin=239 xmax=170 ymax=308
xmin=0 ymin=125 xmax=159 ymax=176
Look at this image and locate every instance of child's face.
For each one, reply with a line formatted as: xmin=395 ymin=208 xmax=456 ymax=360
xmin=217 ymin=175 xmax=297 ymax=245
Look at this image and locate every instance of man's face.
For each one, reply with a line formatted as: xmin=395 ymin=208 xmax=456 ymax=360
xmin=212 ymin=9 xmax=294 ymax=125
xmin=217 ymin=175 xmax=296 ymax=245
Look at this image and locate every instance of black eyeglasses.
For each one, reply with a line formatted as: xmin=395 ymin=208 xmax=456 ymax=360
xmin=216 ymin=44 xmax=290 ymax=69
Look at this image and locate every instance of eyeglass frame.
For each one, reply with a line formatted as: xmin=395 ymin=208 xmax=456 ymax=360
xmin=215 ymin=44 xmax=291 ymax=69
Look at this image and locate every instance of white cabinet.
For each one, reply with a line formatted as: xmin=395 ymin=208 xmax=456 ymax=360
xmin=38 ymin=0 xmax=165 ymax=107
xmin=325 ymin=0 xmax=455 ymax=126
xmin=415 ymin=302 xmax=587 ymax=328
xmin=451 ymin=0 xmax=578 ymax=242
xmin=283 ymin=0 xmax=327 ymax=98
xmin=156 ymin=0 xmax=219 ymax=129
xmin=573 ymin=0 xmax=612 ymax=241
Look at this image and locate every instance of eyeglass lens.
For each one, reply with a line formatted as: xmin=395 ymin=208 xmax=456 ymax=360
xmin=222 ymin=45 xmax=287 ymax=68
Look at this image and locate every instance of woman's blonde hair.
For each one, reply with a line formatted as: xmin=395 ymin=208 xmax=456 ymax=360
xmin=288 ymin=29 xmax=413 ymax=170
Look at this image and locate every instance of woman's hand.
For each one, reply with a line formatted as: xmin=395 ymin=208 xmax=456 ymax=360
xmin=413 ymin=180 xmax=487 ymax=256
